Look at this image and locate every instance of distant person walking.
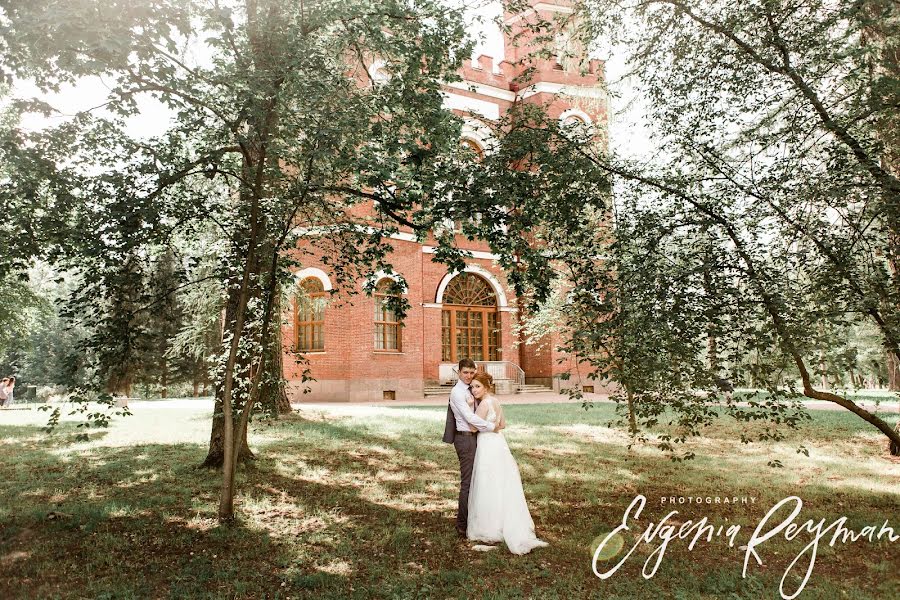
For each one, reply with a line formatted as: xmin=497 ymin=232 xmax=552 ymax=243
xmin=0 ymin=377 xmax=14 ymax=408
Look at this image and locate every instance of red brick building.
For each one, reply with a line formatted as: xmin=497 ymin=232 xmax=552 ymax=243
xmin=283 ymin=0 xmax=606 ymax=402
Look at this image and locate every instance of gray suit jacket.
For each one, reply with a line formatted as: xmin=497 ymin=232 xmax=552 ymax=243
xmin=442 ymin=392 xmax=483 ymax=443
xmin=442 ymin=401 xmax=456 ymax=444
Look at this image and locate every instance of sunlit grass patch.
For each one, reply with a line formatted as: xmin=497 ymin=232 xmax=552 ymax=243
xmin=1 ymin=401 xmax=898 ymax=599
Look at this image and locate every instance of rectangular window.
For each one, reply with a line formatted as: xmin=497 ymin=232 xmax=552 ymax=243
xmin=297 ymin=294 xmax=325 ymax=351
xmin=374 ymin=284 xmax=401 ymax=351
xmin=487 ymin=312 xmax=500 ymax=360
xmin=442 ymin=310 xmax=452 ymax=361
xmin=442 ymin=307 xmax=501 ymax=363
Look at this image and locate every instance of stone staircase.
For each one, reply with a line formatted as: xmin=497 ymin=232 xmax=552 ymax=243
xmin=424 ymin=384 xmax=455 ymax=397
xmin=423 ymin=382 xmax=553 ymax=397
xmin=516 ymin=383 xmax=554 ymax=394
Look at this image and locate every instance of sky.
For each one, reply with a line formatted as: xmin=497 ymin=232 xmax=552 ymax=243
xmin=10 ymin=0 xmax=650 ymax=160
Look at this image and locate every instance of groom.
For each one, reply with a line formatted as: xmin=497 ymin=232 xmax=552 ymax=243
xmin=442 ymin=358 xmax=502 ymax=538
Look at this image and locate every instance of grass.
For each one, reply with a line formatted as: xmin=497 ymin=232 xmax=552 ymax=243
xmin=0 ymin=399 xmax=898 ymax=599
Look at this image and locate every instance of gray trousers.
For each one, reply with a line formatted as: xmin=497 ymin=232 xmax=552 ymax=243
xmin=453 ymin=433 xmax=478 ymax=531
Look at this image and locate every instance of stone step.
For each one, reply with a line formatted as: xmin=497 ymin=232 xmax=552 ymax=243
xmin=517 ymin=387 xmax=553 ymax=394
xmin=424 ymin=384 xmax=555 ymax=396
xmin=424 ymin=387 xmax=453 ymax=396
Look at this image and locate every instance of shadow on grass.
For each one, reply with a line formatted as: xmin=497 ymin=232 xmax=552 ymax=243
xmin=1 ymin=406 xmax=897 ymax=600
xmin=0 ymin=419 xmax=524 ymax=599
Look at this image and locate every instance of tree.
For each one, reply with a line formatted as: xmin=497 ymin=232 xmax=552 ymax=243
xmin=559 ymin=0 xmax=900 ymax=453
xmin=143 ymin=248 xmax=187 ymax=399
xmin=1 ymin=0 xmax=610 ymax=519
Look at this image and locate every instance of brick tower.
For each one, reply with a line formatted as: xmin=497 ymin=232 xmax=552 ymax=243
xmin=283 ymin=0 xmax=607 ymax=402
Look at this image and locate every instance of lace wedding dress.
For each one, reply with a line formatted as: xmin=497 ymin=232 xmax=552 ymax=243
xmin=466 ymin=395 xmax=549 ymax=555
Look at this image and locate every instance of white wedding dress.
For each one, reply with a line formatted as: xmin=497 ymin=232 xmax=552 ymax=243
xmin=467 ymin=395 xmax=549 ymax=555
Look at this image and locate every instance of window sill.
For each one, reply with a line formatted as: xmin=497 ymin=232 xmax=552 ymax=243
xmin=373 ymin=351 xmax=404 ymax=355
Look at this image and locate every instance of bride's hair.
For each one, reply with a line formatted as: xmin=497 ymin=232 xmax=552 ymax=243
xmin=472 ymin=372 xmax=494 ymax=393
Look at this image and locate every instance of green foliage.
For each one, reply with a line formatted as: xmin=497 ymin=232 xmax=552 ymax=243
xmin=0 ymin=1 xmax=615 ymax=513
xmin=0 ymin=1 xmax=607 ymax=386
xmin=38 ymin=390 xmax=133 ymax=441
xmin=506 ymin=0 xmax=900 ymax=455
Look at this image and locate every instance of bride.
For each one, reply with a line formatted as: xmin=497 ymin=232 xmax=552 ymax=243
xmin=466 ymin=372 xmax=549 ymax=555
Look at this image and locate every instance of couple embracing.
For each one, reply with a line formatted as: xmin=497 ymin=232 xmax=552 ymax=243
xmin=442 ymin=358 xmax=548 ymax=555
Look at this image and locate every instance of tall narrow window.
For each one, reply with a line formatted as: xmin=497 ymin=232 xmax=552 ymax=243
xmin=374 ymin=278 xmax=401 ymax=351
xmin=296 ymin=278 xmax=326 ymax=352
xmin=455 ymin=138 xmax=485 ymax=232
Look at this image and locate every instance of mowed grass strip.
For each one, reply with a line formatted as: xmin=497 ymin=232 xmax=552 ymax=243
xmin=0 ymin=399 xmax=897 ymax=599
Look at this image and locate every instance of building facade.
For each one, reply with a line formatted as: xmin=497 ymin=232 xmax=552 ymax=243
xmin=283 ymin=0 xmax=606 ymax=402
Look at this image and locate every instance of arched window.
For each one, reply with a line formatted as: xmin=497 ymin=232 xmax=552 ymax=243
xmin=441 ymin=273 xmax=500 ymax=362
xmin=295 ymin=278 xmax=326 ymax=352
xmin=374 ymin=278 xmax=402 ymax=351
xmin=560 ymin=113 xmax=593 ymax=141
xmin=460 ymin=137 xmax=484 ymax=162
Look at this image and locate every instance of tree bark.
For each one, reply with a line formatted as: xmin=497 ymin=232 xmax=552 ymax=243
xmin=888 ymin=351 xmax=900 ymax=392
xmin=201 ymin=278 xmax=255 ymax=469
xmin=203 ymin=397 xmax=255 ymax=468
xmin=217 ymin=193 xmax=262 ymax=520
xmin=626 ymin=387 xmax=638 ymax=435
xmin=260 ymin=293 xmax=292 ymax=415
xmin=161 ymin=357 xmax=168 ymax=399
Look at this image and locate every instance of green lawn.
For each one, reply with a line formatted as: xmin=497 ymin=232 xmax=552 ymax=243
xmin=1 ymin=400 xmax=898 ymax=599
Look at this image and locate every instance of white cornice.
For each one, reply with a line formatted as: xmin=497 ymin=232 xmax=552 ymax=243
xmin=421 ymin=245 xmax=499 ymax=261
xmin=503 ymin=4 xmax=575 ymax=26
xmin=521 ymin=81 xmax=606 ymax=100
xmin=423 ymin=302 xmax=518 ymax=312
xmin=447 ymin=80 xmax=516 ymax=102
xmin=389 ymin=231 xmax=419 ymax=242
xmin=293 ymin=267 xmax=333 ymax=291
xmin=294 ymin=226 xmax=419 ymax=244
xmin=448 ymin=79 xmax=604 ymax=103
xmin=441 ymin=90 xmax=501 ymax=120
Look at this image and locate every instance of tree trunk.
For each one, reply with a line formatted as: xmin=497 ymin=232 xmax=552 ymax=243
xmin=888 ymin=351 xmax=900 ymax=392
xmin=707 ymin=332 xmax=718 ymax=374
xmin=818 ymin=324 xmax=827 ymax=390
xmin=202 ymin=397 xmax=255 ymax=468
xmin=161 ymin=357 xmax=168 ymax=399
xmin=201 ymin=279 xmax=255 ymax=469
xmin=866 ymin=8 xmax=900 ymax=389
xmin=626 ymin=387 xmax=638 ymax=435
xmin=260 ymin=293 xmax=292 ymax=416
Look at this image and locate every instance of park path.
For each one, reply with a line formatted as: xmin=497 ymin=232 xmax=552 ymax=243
xmin=4 ymin=392 xmax=896 ymax=414
xmin=288 ymin=391 xmax=898 ymax=414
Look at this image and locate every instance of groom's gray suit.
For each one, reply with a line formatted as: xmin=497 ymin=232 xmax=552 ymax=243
xmin=442 ymin=379 xmax=495 ymax=535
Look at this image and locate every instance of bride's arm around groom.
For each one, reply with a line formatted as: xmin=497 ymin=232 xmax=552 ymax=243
xmin=450 ymin=385 xmax=499 ymax=433
xmin=474 ymin=394 xmax=506 ymax=431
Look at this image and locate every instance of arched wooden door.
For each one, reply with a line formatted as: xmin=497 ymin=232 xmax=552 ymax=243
xmin=441 ymin=273 xmax=500 ymax=362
